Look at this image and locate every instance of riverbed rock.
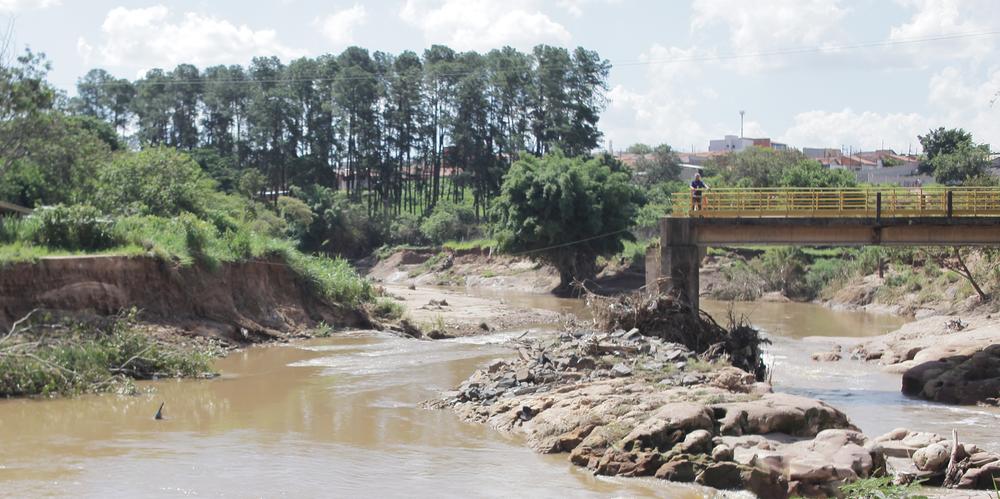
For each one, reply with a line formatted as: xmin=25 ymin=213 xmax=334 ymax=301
xmin=715 ymin=393 xmax=857 ymax=437
xmin=654 ymin=459 xmax=698 ymax=482
xmin=621 ymin=403 xmax=715 ymax=451
xmin=913 ymin=443 xmax=950 ymax=472
xmin=678 ymin=429 xmax=713 ymax=454
xmin=696 ymin=462 xmax=743 ymax=489
xmin=711 ymin=444 xmax=734 ymax=462
xmin=810 ymin=351 xmax=842 ymax=362
xmin=610 ymin=363 xmax=632 ymax=378
xmin=957 ymin=463 xmax=1000 ymax=489
xmin=901 ymin=344 xmax=1000 ymax=405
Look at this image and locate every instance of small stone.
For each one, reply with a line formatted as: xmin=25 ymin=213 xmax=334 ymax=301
xmin=680 ymin=429 xmax=713 ymax=454
xmin=515 ymin=368 xmax=534 ymax=383
xmin=696 ymin=462 xmax=744 ymax=490
xmin=496 ymin=377 xmax=517 ymax=389
xmin=810 ymin=352 xmax=842 ymax=362
xmin=624 ymin=328 xmax=642 ymax=341
xmin=711 ymin=444 xmax=734 ymax=462
xmin=913 ymin=443 xmax=949 ymax=472
xmin=487 ymin=359 xmax=506 ymax=373
xmin=655 ymin=460 xmax=697 ymax=482
xmin=611 ymin=363 xmax=633 ymax=378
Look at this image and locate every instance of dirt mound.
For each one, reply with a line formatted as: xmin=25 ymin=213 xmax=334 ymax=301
xmin=0 ymin=256 xmax=371 ymax=344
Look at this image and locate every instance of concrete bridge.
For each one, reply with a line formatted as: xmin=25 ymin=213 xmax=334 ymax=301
xmin=647 ymin=187 xmax=1000 ymax=311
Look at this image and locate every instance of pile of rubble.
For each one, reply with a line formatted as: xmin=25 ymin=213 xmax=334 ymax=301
xmin=450 ymin=327 xmax=716 ymax=405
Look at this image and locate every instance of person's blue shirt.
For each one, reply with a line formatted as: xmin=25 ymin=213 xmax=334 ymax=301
xmin=690 ymin=179 xmax=706 ymax=190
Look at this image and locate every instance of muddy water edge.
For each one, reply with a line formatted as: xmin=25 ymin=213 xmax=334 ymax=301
xmin=3 ymin=291 xmax=1000 ymax=497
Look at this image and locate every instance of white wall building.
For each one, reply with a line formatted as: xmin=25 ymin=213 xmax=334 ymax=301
xmin=708 ymin=135 xmax=755 ymax=152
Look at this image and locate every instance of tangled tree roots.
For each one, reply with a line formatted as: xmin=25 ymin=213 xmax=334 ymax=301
xmin=585 ymin=288 xmax=769 ymax=380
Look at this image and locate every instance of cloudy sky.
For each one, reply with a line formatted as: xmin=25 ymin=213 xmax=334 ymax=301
xmin=3 ymin=0 xmax=999 ymax=153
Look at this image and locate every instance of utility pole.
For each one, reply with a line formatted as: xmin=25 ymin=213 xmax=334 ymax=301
xmin=739 ymin=110 xmax=745 ymax=138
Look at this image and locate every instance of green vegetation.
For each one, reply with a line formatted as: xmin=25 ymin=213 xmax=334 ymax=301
xmin=0 ymin=310 xmax=215 ymax=397
xmin=918 ymin=127 xmax=992 ymax=185
xmin=371 ymin=298 xmax=405 ymax=321
xmin=704 ymin=147 xmax=857 ymax=188
xmin=838 ymin=476 xmax=926 ymax=499
xmin=493 ymin=151 xmax=644 ymax=291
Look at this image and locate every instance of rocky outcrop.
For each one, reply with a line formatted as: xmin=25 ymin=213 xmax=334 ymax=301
xmin=0 ymin=256 xmax=371 ymax=344
xmin=433 ymin=325 xmax=1000 ymax=497
xmin=870 ymin=428 xmax=1000 ymax=489
xmin=901 ymin=344 xmax=1000 ymax=405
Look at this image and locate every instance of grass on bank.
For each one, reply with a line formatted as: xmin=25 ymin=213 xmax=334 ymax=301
xmin=0 ymin=206 xmax=373 ymax=307
xmin=0 ymin=309 xmax=215 ymax=397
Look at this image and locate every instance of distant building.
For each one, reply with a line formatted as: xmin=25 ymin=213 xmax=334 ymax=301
xmin=709 ymin=135 xmax=755 ymax=152
xmin=708 ymin=135 xmax=787 ymax=152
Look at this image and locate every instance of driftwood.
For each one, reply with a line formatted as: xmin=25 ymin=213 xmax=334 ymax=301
xmin=580 ymin=285 xmax=770 ymax=381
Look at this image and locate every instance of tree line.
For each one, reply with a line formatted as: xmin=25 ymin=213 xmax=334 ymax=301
xmin=68 ymin=45 xmax=611 ymax=218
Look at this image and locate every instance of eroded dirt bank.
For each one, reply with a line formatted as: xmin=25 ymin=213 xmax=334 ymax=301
xmin=0 ymin=256 xmax=371 ymax=345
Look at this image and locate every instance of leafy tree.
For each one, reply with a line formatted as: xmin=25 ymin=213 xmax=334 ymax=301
xmin=779 ymin=161 xmax=857 ymax=188
xmin=493 ymin=151 xmax=643 ymax=292
xmin=633 ymin=144 xmax=681 ymax=186
xmin=0 ymin=113 xmax=112 ymax=207
xmin=0 ymin=48 xmax=56 ymax=177
xmin=94 ymin=147 xmax=214 ymax=216
xmin=919 ymin=127 xmax=973 ymax=162
xmin=707 ymin=148 xmax=818 ymax=187
xmin=420 ymin=200 xmax=477 ymax=243
xmin=931 ymin=142 xmax=990 ymax=185
xmin=626 ymin=143 xmax=652 ymax=154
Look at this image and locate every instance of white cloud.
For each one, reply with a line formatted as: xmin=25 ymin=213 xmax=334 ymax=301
xmin=0 ymin=0 xmax=59 ymax=12
xmin=77 ymin=5 xmax=301 ymax=70
xmin=399 ymin=0 xmax=571 ymax=51
xmin=602 ymin=44 xmax=714 ymax=149
xmin=690 ymin=0 xmax=849 ymax=71
xmin=889 ymin=0 xmax=997 ymax=63
xmin=780 ymin=109 xmax=932 ymax=152
xmin=928 ymin=66 xmax=1000 ymax=146
xmin=555 ymin=0 xmax=621 ymax=17
xmin=317 ymin=4 xmax=366 ymax=47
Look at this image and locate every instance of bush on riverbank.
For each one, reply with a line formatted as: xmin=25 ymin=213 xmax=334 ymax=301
xmin=710 ymin=245 xmax=1000 ymax=311
xmin=0 ymin=309 xmax=215 ymax=397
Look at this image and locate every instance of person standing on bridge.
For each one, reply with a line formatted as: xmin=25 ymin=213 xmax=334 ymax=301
xmin=690 ymin=173 xmax=709 ymax=212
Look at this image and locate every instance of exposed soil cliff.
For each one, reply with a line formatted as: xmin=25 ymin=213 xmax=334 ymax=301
xmin=0 ymin=256 xmax=371 ymax=344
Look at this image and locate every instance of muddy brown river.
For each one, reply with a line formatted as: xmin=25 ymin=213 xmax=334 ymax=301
xmin=2 ymin=294 xmax=999 ymax=497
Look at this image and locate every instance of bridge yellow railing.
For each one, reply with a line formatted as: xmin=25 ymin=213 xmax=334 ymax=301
xmin=672 ymin=187 xmax=1000 ymax=218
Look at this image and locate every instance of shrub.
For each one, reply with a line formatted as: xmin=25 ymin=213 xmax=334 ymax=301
xmin=95 ymin=147 xmax=215 ymax=216
xmin=804 ymin=258 xmax=848 ymax=299
xmin=420 ymin=200 xmax=477 ymax=244
xmin=371 ymin=298 xmax=405 ymax=320
xmin=30 ymin=204 xmax=119 ymax=251
xmin=0 ymin=309 xmax=214 ymax=397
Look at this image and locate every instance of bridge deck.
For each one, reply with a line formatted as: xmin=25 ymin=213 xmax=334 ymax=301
xmin=672 ymin=187 xmax=1000 ymax=218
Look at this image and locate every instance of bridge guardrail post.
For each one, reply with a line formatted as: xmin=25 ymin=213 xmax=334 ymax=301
xmin=876 ymin=192 xmax=881 ymax=223
xmin=947 ymin=190 xmax=953 ymax=218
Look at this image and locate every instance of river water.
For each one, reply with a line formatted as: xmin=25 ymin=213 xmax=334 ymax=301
xmin=2 ymin=294 xmax=1000 ymax=497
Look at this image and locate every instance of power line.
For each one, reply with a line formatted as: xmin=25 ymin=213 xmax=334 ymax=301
xmin=506 ymin=227 xmax=635 ymax=257
xmin=78 ymin=29 xmax=1000 ymax=88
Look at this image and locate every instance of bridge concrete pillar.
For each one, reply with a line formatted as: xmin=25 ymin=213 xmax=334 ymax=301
xmin=658 ymin=218 xmax=701 ymax=313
